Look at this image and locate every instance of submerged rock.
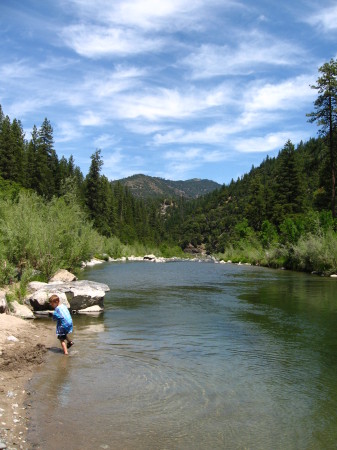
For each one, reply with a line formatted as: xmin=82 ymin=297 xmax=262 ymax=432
xmin=77 ymin=305 xmax=104 ymax=314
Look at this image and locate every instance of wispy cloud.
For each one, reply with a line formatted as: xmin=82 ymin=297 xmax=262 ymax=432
xmin=233 ymin=131 xmax=305 ymax=153
xmin=65 ymin=0 xmax=241 ymax=31
xmin=94 ymin=133 xmax=119 ymax=149
xmin=102 ymin=149 xmax=145 ymax=179
xmin=61 ymin=24 xmax=164 ymax=57
xmin=115 ymin=85 xmax=230 ymax=121
xmin=306 ymin=5 xmax=337 ymax=32
xmin=183 ymin=31 xmax=307 ymax=79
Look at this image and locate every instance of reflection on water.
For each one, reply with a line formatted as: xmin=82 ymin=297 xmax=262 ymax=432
xmin=28 ymin=262 xmax=337 ymax=449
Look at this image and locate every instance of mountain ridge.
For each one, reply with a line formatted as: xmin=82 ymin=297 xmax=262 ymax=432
xmin=111 ymin=174 xmax=221 ymax=199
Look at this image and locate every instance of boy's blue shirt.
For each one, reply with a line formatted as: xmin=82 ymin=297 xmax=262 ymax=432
xmin=53 ymin=303 xmax=73 ymax=335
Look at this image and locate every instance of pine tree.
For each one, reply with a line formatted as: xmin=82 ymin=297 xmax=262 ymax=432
xmin=272 ymin=140 xmax=305 ymax=223
xmin=36 ymin=118 xmax=59 ymax=198
xmin=25 ymin=125 xmax=39 ymax=190
xmin=0 ymin=115 xmax=13 ymax=180
xmin=307 ymin=59 xmax=337 ymax=217
xmin=10 ymin=119 xmax=25 ymax=183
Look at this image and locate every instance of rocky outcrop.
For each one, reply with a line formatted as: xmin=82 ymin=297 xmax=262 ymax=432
xmin=27 ymin=280 xmax=110 ymax=312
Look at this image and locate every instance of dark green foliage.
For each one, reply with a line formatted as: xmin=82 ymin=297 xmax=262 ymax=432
xmin=165 ymin=136 xmax=337 ymax=264
xmin=307 ymin=59 xmax=337 ymax=217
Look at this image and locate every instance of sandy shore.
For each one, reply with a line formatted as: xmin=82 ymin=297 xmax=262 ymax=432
xmin=0 ymin=314 xmax=54 ymax=450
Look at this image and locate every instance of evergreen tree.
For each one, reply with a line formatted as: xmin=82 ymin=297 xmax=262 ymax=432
xmin=36 ymin=118 xmax=59 ymax=198
xmin=0 ymin=105 xmax=4 ymax=131
xmin=308 ymin=58 xmax=337 ymax=217
xmin=25 ymin=125 xmax=39 ymax=190
xmin=272 ymin=140 xmax=305 ymax=223
xmin=245 ymin=175 xmax=266 ymax=230
xmin=0 ymin=115 xmax=13 ymax=180
xmin=10 ymin=119 xmax=25 ymax=183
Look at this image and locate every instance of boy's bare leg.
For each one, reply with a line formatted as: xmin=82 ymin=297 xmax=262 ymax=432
xmin=60 ymin=340 xmax=68 ymax=355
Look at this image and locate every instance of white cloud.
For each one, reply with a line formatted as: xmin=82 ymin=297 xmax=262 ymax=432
xmin=306 ymin=5 xmax=337 ymax=32
xmin=160 ymin=146 xmax=230 ymax=179
xmin=102 ymin=149 xmax=144 ymax=180
xmin=78 ymin=110 xmax=104 ymax=126
xmin=116 ymin=85 xmax=230 ymax=121
xmin=0 ymin=60 xmax=36 ymax=79
xmin=56 ymin=122 xmax=82 ymax=143
xmin=81 ymin=66 xmax=146 ymax=100
xmin=154 ymin=123 xmax=235 ymax=145
xmin=61 ymin=24 xmax=164 ymax=57
xmin=94 ymin=133 xmax=118 ymax=149
xmin=233 ymin=131 xmax=305 ymax=153
xmin=244 ymin=75 xmax=315 ymax=113
xmin=183 ymin=31 xmax=307 ymax=79
xmin=64 ymin=0 xmax=240 ymax=31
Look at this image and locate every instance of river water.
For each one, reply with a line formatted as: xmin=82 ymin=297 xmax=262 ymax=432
xmin=28 ymin=261 xmax=337 ymax=449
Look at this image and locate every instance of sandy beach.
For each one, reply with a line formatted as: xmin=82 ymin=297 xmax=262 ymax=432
xmin=0 ymin=314 xmax=54 ymax=450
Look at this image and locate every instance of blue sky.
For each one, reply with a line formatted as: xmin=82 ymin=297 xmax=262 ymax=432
xmin=1 ymin=0 xmax=337 ymax=184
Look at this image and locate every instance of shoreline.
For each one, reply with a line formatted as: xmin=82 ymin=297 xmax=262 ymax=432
xmin=0 ymin=315 xmax=54 ymax=450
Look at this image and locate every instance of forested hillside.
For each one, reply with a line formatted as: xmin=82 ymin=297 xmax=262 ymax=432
xmin=112 ymin=174 xmax=221 ymax=199
xmin=164 ymin=137 xmax=337 ymax=273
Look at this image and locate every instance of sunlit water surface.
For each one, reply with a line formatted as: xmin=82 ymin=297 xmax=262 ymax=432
xmin=28 ymin=261 xmax=337 ymax=449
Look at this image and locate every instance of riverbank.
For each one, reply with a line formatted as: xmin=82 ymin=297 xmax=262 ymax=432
xmin=0 ymin=314 xmax=54 ymax=450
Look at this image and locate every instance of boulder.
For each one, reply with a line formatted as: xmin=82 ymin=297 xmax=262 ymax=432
xmin=0 ymin=291 xmax=8 ymax=314
xmin=144 ymin=254 xmax=156 ymax=261
xmin=49 ymin=269 xmax=77 ymax=283
xmin=28 ymin=290 xmax=69 ymax=311
xmin=84 ymin=258 xmax=104 ymax=267
xmin=11 ymin=301 xmax=35 ymax=319
xmin=28 ymin=280 xmax=109 ymax=312
xmin=77 ymin=305 xmax=104 ymax=314
xmin=27 ymin=281 xmax=47 ymax=293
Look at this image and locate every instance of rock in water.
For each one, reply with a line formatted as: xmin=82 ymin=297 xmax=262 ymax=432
xmin=28 ymin=280 xmax=109 ymax=312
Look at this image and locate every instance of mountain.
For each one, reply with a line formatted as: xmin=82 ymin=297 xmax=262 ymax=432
xmin=111 ymin=174 xmax=221 ymax=199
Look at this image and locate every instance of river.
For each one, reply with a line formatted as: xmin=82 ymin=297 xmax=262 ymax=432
xmin=28 ymin=261 xmax=337 ymax=449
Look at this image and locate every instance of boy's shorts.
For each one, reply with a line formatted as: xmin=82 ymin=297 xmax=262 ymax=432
xmin=57 ymin=334 xmax=67 ymax=341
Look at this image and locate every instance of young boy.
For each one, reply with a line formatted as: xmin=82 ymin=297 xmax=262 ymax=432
xmin=49 ymin=294 xmax=74 ymax=355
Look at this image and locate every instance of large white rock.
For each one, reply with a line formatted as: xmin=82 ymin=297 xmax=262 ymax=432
xmin=28 ymin=290 xmax=69 ymax=311
xmin=28 ymin=280 xmax=109 ymax=311
xmin=11 ymin=301 xmax=35 ymax=319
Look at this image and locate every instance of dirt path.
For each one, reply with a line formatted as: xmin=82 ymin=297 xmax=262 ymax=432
xmin=0 ymin=314 xmax=54 ymax=449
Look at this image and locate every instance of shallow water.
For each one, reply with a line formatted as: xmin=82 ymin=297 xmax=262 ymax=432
xmin=28 ymin=261 xmax=337 ymax=449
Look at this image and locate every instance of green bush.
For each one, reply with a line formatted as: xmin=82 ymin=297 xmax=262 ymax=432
xmin=0 ymin=191 xmax=103 ymax=279
xmin=291 ymin=232 xmax=337 ymax=274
